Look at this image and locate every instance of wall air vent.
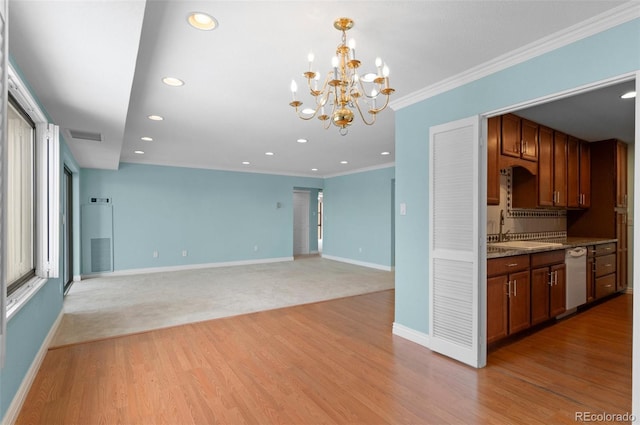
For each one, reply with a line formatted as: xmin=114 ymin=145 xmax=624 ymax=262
xmin=68 ymin=128 xmax=102 ymax=142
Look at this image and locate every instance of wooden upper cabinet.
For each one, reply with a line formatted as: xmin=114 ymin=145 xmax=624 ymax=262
xmin=537 ymin=126 xmax=554 ymax=207
xmin=501 ymin=113 xmax=521 ymax=158
xmin=579 ymin=141 xmax=591 ymax=208
xmin=501 ymin=114 xmax=538 ymax=161
xmin=616 ymin=141 xmax=628 ymax=208
xmin=553 ymin=131 xmax=568 ymax=208
xmin=520 ymin=119 xmax=538 ymax=161
xmin=567 ymin=136 xmax=580 ymax=208
xmin=487 ymin=116 xmax=500 ymax=205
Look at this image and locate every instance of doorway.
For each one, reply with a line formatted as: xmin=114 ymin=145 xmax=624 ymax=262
xmin=293 ymin=190 xmax=310 ymax=256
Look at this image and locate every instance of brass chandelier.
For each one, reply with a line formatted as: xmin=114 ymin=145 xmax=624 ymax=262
xmin=289 ymin=17 xmax=394 ymax=136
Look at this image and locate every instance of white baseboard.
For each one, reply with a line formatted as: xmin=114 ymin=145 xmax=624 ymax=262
xmin=81 ymin=256 xmax=294 ymax=279
xmin=2 ymin=310 xmax=63 ymax=425
xmin=392 ymin=322 xmax=431 ymax=348
xmin=321 ymin=254 xmax=394 ymax=272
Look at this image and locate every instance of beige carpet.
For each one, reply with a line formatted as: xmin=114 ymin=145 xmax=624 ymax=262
xmin=51 ymin=256 xmax=394 ymax=347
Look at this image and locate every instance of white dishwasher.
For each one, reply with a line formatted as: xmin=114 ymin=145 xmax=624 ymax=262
xmin=565 ymin=247 xmax=587 ymax=311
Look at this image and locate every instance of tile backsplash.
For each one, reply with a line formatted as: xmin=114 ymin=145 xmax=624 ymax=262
xmin=487 ymin=168 xmax=566 ymax=242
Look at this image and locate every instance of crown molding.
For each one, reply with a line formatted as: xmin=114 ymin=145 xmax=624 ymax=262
xmin=391 ymin=1 xmax=640 ymax=111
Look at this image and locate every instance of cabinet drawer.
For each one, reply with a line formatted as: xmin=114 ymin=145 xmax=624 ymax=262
xmin=487 ymin=255 xmax=530 ymax=277
xmin=595 ymin=254 xmax=616 ymax=277
xmin=594 ymin=243 xmax=616 ymax=256
xmin=595 ymin=273 xmax=616 ymax=298
xmin=530 ymin=250 xmax=565 ymax=268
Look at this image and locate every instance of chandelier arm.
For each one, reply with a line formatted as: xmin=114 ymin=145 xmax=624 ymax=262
xmin=369 ymin=92 xmax=392 ymax=114
xmin=352 ymin=98 xmax=376 ymax=126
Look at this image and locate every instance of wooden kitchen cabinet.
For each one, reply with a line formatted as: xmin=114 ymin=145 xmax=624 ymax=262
xmin=593 ymin=243 xmax=617 ymax=299
xmin=487 ymin=275 xmax=508 ymax=344
xmin=552 ymin=131 xmax=568 ymax=207
xmin=487 ymin=255 xmax=530 ymax=344
xmin=567 ymin=140 xmax=626 ymax=293
xmin=578 ymin=140 xmax=591 ymax=207
xmin=487 ymin=116 xmax=500 ymax=205
xmin=530 ymin=250 xmax=566 ymax=325
xmin=616 ymin=211 xmax=627 ymax=292
xmin=500 ymin=114 xmax=537 ymax=162
xmin=617 ymin=141 xmax=627 ymax=208
xmin=520 ymin=119 xmax=538 ymax=161
xmin=501 ymin=113 xmax=522 ymax=159
xmin=567 ymin=136 xmax=582 ymax=208
xmin=586 ymin=253 xmax=595 ymax=303
xmin=537 ymin=126 xmax=554 ymax=207
xmin=534 ymin=128 xmax=566 ymax=207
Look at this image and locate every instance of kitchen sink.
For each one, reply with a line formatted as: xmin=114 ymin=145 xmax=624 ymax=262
xmin=489 ymin=240 xmax=564 ymax=250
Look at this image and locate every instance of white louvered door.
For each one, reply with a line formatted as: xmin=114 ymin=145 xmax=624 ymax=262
xmin=429 ymin=115 xmax=485 ymax=368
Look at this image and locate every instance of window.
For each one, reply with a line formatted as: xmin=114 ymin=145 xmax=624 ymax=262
xmin=6 ymin=95 xmax=36 ymax=296
xmin=4 ymin=65 xmax=60 ymax=319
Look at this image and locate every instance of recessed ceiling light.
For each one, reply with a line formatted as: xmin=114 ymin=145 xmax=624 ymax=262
xmin=148 ymin=115 xmax=164 ymax=121
xmin=162 ymin=77 xmax=184 ymax=87
xmin=381 ymin=151 xmax=390 ymax=155
xmin=242 ymin=161 xmax=250 ymax=165
xmin=141 ymin=136 xmax=153 ymax=141
xmin=362 ymin=73 xmax=377 ymax=83
xmin=134 ymin=150 xmax=144 ymax=154
xmin=340 ymin=160 xmax=348 ymax=164
xmin=297 ymin=138 xmax=308 ymax=143
xmin=265 ymin=152 xmax=275 ymax=156
xmin=311 ymin=168 xmax=318 ymax=171
xmin=621 ymin=91 xmax=637 ymax=99
xmin=188 ymin=12 xmax=218 ymax=31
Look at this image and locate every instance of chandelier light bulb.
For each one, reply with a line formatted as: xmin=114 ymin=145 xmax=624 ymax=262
xmin=331 ymin=56 xmax=339 ymax=79
xmin=290 ymin=80 xmax=298 ymax=93
xmin=375 ymin=57 xmax=382 ymax=68
xmin=348 ymin=38 xmax=356 ymax=60
xmin=308 ymin=52 xmax=314 ymax=63
xmin=382 ymin=64 xmax=390 ymax=77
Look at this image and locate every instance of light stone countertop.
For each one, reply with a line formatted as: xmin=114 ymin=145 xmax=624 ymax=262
xmin=487 ymin=237 xmax=617 ymax=259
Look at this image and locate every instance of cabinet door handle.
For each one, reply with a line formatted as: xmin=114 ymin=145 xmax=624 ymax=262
xmin=506 ymin=263 xmax=519 ymax=268
xmin=513 ymin=279 xmax=517 ymax=297
xmin=548 ymin=272 xmax=553 ymax=286
xmin=555 ymin=271 xmax=558 ymax=286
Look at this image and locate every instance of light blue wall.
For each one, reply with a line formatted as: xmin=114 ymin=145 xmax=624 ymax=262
xmin=395 ymin=19 xmax=640 ymax=333
xmin=1 ymin=138 xmax=75 ymax=421
xmin=80 ymin=163 xmax=323 ymax=273
xmin=323 ymin=166 xmax=395 ymax=268
xmin=0 ymin=278 xmax=62 ymax=418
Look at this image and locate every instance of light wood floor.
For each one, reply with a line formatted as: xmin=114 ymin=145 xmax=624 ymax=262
xmin=17 ymin=290 xmax=631 ymax=424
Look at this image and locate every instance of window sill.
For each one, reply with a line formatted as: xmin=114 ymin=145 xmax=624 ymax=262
xmin=6 ymin=276 xmax=48 ymax=321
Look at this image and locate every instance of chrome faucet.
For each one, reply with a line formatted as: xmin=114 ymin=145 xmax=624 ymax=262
xmin=499 ymin=209 xmax=511 ymax=242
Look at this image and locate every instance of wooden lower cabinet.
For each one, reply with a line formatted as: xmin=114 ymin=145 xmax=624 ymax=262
xmin=508 ymin=270 xmax=531 ymax=334
xmin=487 ymin=275 xmax=508 ymax=344
xmin=487 ymin=255 xmax=530 ymax=344
xmin=530 ymin=250 xmax=566 ymax=326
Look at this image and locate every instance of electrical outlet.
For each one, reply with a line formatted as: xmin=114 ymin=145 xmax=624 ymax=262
xmin=182 ymin=250 xmax=188 ymax=257
xmin=153 ymin=250 xmax=158 ymax=258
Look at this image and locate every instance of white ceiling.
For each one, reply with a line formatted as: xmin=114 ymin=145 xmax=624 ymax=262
xmin=8 ymin=1 xmax=634 ymax=177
